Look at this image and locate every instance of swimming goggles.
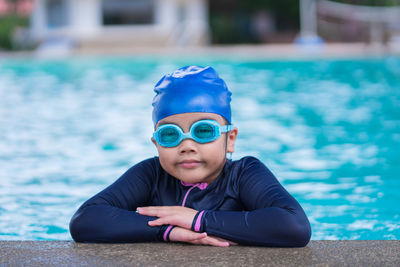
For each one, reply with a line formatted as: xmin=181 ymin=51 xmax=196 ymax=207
xmin=153 ymin=119 xmax=234 ymax=147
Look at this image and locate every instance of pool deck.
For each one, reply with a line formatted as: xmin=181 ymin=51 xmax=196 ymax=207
xmin=1 ymin=241 xmax=399 ymax=266
xmin=1 ymin=43 xmax=400 ymax=59
xmin=77 ymin=43 xmax=400 ymax=59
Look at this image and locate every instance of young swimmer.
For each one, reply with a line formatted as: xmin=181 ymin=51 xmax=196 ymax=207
xmin=69 ymin=66 xmax=311 ymax=247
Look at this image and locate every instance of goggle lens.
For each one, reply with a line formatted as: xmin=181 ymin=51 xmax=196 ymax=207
xmin=193 ymin=123 xmax=215 ymax=139
xmin=160 ymin=127 xmax=179 ymax=143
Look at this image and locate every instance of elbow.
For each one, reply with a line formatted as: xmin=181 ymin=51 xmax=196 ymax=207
xmin=265 ymin=212 xmax=311 ymax=247
xmin=286 ymin=217 xmax=311 ymax=247
xmin=69 ymin=212 xmax=85 ymax=242
xmin=292 ymin=223 xmax=311 ymax=247
xmin=69 ymin=208 xmax=96 ymax=243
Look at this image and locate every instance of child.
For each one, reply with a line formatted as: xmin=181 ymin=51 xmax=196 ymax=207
xmin=69 ymin=66 xmax=311 ymax=247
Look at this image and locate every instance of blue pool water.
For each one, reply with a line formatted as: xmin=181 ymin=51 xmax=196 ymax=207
xmin=0 ymin=56 xmax=399 ymax=240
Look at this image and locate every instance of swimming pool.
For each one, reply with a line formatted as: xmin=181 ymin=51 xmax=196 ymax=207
xmin=0 ymin=56 xmax=399 ymax=240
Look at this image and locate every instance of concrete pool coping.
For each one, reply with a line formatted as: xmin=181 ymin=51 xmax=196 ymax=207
xmin=1 ymin=240 xmax=399 ymax=266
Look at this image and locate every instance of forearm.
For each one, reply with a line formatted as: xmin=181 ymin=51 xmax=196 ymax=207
xmin=69 ymin=204 xmax=166 ymax=243
xmin=194 ymin=207 xmax=311 ymax=247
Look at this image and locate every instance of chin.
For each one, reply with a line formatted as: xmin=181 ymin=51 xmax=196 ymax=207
xmin=179 ymin=177 xmax=202 ymax=183
xmin=178 ymin=175 xmax=207 ymax=184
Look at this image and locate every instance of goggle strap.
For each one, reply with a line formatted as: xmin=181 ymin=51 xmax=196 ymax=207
xmin=220 ymin=124 xmax=234 ymax=133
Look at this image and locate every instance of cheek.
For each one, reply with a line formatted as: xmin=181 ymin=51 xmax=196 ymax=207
xmin=203 ymin=139 xmax=226 ymax=158
xmin=156 ymin=147 xmax=175 ymax=169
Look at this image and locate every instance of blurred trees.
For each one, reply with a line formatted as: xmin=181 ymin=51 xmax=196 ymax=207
xmin=209 ymin=0 xmax=400 ymax=44
xmin=0 ymin=0 xmax=29 ymax=50
xmin=0 ymin=15 xmax=28 ymax=49
xmin=209 ymin=0 xmax=300 ymax=44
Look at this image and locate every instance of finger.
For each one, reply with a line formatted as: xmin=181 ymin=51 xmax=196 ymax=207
xmin=169 ymin=227 xmax=207 ymax=242
xmin=148 ymin=215 xmax=186 ymax=227
xmin=212 ymin=236 xmax=238 ymax=246
xmin=191 ymin=236 xmax=230 ymax=247
xmin=149 ymin=216 xmax=186 ymax=227
xmin=147 ymin=217 xmax=174 ymax=226
xmin=137 ymin=206 xmax=173 ymax=216
xmin=186 ymin=232 xmax=208 ymax=241
xmin=203 ymin=237 xmax=230 ymax=247
xmin=139 ymin=207 xmax=196 ymax=230
xmin=199 ymin=235 xmax=231 ymax=247
xmin=138 ymin=206 xmax=190 ymax=218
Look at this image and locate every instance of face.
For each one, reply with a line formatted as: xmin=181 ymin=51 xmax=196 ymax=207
xmin=152 ymin=112 xmax=238 ymax=184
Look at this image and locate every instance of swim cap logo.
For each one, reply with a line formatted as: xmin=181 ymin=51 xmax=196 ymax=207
xmin=172 ymin=66 xmax=203 ymax=78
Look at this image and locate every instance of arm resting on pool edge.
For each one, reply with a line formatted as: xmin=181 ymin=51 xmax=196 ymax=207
xmin=69 ymin=159 xmax=168 ymax=243
xmin=192 ymin=207 xmax=311 ymax=247
xmin=69 ymin=203 xmax=169 ymax=243
xmin=191 ymin=157 xmax=311 ymax=247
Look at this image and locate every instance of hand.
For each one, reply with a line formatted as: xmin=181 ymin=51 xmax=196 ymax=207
xmin=169 ymin=227 xmax=236 ymax=247
xmin=137 ymin=206 xmax=197 ymax=230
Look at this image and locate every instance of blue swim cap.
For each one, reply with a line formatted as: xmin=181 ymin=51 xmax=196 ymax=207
xmin=152 ymin=66 xmax=232 ymax=126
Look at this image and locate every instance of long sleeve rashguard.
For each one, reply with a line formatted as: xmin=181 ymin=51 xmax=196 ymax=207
xmin=69 ymin=156 xmax=311 ymax=247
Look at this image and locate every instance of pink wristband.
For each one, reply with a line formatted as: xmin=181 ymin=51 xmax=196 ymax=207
xmin=163 ymin=225 xmax=174 ymax=241
xmin=194 ymin=211 xmax=205 ymax=232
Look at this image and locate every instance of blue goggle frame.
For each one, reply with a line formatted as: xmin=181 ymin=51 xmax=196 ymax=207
xmin=153 ymin=119 xmax=234 ymax=147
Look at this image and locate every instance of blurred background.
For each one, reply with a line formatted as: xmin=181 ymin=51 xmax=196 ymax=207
xmin=0 ymin=0 xmax=400 ymax=53
xmin=0 ymin=1 xmax=400 ymax=241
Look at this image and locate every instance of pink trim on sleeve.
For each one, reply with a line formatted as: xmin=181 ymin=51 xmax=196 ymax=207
xmin=194 ymin=211 xmax=205 ymax=232
xmin=163 ymin=225 xmax=174 ymax=241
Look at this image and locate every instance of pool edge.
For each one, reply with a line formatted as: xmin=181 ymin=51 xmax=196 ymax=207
xmin=1 ymin=240 xmax=399 ymax=266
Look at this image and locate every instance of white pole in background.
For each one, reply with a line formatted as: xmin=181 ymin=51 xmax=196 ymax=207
xmin=300 ymin=0 xmax=317 ymax=37
xmin=296 ymin=0 xmax=323 ymax=45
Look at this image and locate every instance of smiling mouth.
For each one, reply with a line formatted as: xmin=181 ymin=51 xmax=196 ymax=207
xmin=178 ymin=160 xmax=202 ymax=169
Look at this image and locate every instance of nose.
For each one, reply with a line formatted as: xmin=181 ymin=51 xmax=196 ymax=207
xmin=178 ymin=138 xmax=198 ymax=154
